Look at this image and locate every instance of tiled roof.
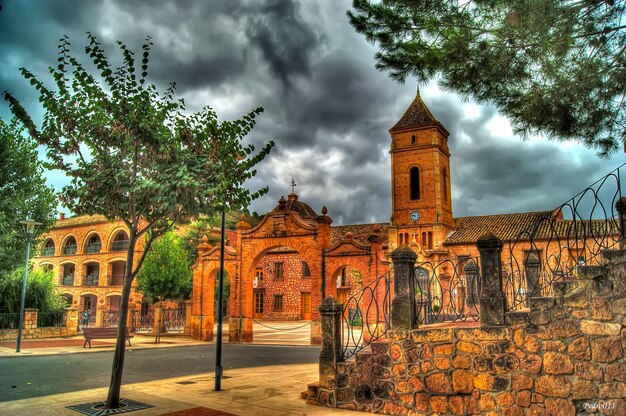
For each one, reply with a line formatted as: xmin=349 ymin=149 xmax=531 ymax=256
xmin=270 ymin=193 xmax=318 ymax=220
xmin=444 ymin=211 xmax=620 ymax=245
xmin=331 ymin=223 xmax=389 ymax=246
xmin=52 ymin=214 xmax=109 ymax=229
xmin=390 ymin=91 xmax=447 ymax=134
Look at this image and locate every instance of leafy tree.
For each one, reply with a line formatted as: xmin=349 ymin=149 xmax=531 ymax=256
xmin=136 ymin=232 xmax=192 ymax=304
xmin=0 ymin=267 xmax=66 ymax=313
xmin=0 ymin=119 xmax=56 ymax=275
xmin=5 ymin=34 xmax=273 ymax=408
xmin=348 ymin=0 xmax=626 ymax=157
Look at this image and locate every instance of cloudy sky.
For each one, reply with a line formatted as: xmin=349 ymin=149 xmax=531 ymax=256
xmin=1 ymin=0 xmax=624 ymax=225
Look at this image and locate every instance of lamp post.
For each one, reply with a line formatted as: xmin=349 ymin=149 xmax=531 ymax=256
xmin=214 ymin=205 xmax=226 ymax=391
xmin=16 ymin=220 xmax=42 ymax=353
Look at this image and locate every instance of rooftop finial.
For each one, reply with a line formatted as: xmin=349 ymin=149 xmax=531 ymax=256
xmin=290 ymin=178 xmax=297 ymax=194
xmin=416 ymin=83 xmax=420 ymax=96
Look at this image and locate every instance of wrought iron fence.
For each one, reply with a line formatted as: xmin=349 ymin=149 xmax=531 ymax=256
xmin=62 ymin=275 xmax=74 ymax=286
xmin=42 ymin=246 xmax=55 ymax=256
xmin=83 ymin=274 xmax=99 ymax=286
xmin=413 ymin=257 xmax=481 ymax=325
xmin=131 ymin=310 xmax=154 ymax=334
xmin=341 ymin=270 xmax=391 ymax=360
xmin=37 ymin=311 xmax=65 ymax=327
xmin=86 ymin=242 xmax=102 ymax=253
xmin=505 ymin=163 xmax=625 ymax=311
xmin=111 ymin=240 xmax=130 ymax=251
xmin=103 ymin=311 xmax=120 ymax=327
xmin=63 ymin=244 xmax=77 ymax=255
xmin=0 ymin=313 xmax=20 ymax=329
xmin=162 ymin=308 xmax=185 ymax=333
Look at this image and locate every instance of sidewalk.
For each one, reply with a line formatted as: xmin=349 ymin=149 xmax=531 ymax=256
xmin=0 ymin=322 xmax=358 ymax=415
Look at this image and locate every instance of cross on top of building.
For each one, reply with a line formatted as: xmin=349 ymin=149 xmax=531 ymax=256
xmin=290 ymin=178 xmax=297 ymax=193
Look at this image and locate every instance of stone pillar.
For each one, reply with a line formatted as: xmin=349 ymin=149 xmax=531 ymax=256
xmin=477 ymin=233 xmax=506 ymax=326
xmin=153 ymin=303 xmax=162 ymax=336
xmin=95 ymin=304 xmax=105 ymax=327
xmin=191 ymin=237 xmax=214 ymax=341
xmin=65 ymin=307 xmax=79 ymax=336
xmin=319 ymin=296 xmax=342 ymax=389
xmin=390 ymin=246 xmax=416 ymax=331
xmin=228 ymin=317 xmax=253 ymax=343
xmin=184 ymin=300 xmax=192 ymax=336
xmin=524 ymin=252 xmax=541 ymax=298
xmin=616 ymin=197 xmax=626 ymax=249
xmin=463 ymin=260 xmax=480 ymax=313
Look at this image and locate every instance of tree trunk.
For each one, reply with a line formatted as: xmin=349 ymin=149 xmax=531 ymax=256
xmin=105 ymin=232 xmax=136 ymax=409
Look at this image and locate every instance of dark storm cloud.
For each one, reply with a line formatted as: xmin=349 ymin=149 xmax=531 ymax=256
xmin=0 ymin=0 xmax=622 ymax=225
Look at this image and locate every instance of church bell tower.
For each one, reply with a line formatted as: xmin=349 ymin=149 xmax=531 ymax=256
xmin=388 ymin=88 xmax=454 ymax=255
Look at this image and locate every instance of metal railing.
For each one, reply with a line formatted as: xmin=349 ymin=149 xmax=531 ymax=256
xmin=103 ymin=311 xmax=119 ymax=327
xmin=86 ymin=243 xmax=102 ymax=253
xmin=83 ymin=274 xmax=99 ymax=286
xmin=162 ymin=308 xmax=185 ymax=333
xmin=62 ymin=275 xmax=75 ymax=286
xmin=0 ymin=313 xmax=20 ymax=329
xmin=505 ymin=163 xmax=624 ymax=311
xmin=413 ymin=256 xmax=481 ymax=325
xmin=42 ymin=246 xmax=55 ymax=256
xmin=108 ymin=274 xmax=124 ymax=286
xmin=111 ymin=240 xmax=130 ymax=251
xmin=37 ymin=311 xmax=65 ymax=327
xmin=341 ymin=270 xmax=391 ymax=360
xmin=131 ymin=310 xmax=154 ymax=334
xmin=63 ymin=244 xmax=77 ymax=255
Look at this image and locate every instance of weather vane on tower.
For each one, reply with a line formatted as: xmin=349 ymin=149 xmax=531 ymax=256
xmin=290 ymin=178 xmax=297 ymax=193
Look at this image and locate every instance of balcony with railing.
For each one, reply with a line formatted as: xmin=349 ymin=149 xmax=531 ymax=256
xmin=63 ymin=244 xmax=77 ymax=255
xmin=42 ymin=246 xmax=55 ymax=256
xmin=62 ymin=274 xmax=75 ymax=286
xmin=86 ymin=242 xmax=102 ymax=253
xmin=111 ymin=240 xmax=129 ymax=252
xmin=83 ymin=274 xmax=99 ymax=286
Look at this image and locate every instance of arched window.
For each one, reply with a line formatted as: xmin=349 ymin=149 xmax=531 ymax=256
xmin=427 ymin=232 xmax=433 ymax=250
xmin=399 ymin=233 xmax=404 ymax=245
xmin=63 ymin=237 xmax=77 ymax=255
xmin=42 ymin=239 xmax=55 ymax=256
xmin=405 ymin=233 xmax=409 ymax=244
xmin=421 ymin=232 xmax=426 ymax=247
xmin=410 ymin=167 xmax=420 ymax=200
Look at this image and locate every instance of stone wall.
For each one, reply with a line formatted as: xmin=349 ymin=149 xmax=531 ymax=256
xmin=0 ymin=308 xmax=78 ymax=340
xmin=307 ymin=249 xmax=626 ymax=415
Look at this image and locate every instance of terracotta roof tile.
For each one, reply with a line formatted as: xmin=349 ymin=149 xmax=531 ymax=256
xmin=390 ymin=92 xmax=447 ymax=134
xmin=51 ymin=214 xmax=109 ymax=229
xmin=444 ymin=211 xmax=619 ymax=245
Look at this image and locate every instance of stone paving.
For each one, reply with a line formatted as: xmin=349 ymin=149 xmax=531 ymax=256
xmin=0 ymin=321 xmax=358 ymax=416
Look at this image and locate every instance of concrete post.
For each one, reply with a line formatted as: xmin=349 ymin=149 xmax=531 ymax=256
xmin=64 ymin=307 xmax=79 ymax=336
xmin=318 ymin=296 xmax=342 ymax=389
xmin=463 ymin=260 xmax=480 ymax=313
xmin=95 ymin=304 xmax=105 ymax=327
xmin=523 ymin=252 xmax=541 ymax=298
xmin=390 ymin=246 xmax=416 ymax=331
xmin=616 ymin=197 xmax=626 ymax=249
xmin=477 ymin=232 xmax=506 ymax=326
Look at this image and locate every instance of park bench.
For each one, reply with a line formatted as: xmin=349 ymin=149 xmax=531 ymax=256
xmin=83 ymin=327 xmax=133 ymax=348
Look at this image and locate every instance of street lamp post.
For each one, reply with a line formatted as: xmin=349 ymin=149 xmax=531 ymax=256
xmin=16 ymin=220 xmax=42 ymax=353
xmin=214 ymin=205 xmax=226 ymax=391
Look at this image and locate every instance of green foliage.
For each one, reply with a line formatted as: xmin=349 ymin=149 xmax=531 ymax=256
xmin=0 ymin=267 xmax=66 ymax=313
xmin=348 ymin=0 xmax=626 ymax=157
xmin=4 ymin=34 xmax=273 ymax=408
xmin=0 ymin=119 xmax=57 ymax=275
xmin=136 ymin=232 xmax=192 ymax=304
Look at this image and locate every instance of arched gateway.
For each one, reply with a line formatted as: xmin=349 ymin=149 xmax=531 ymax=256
xmin=191 ymin=192 xmax=390 ymax=344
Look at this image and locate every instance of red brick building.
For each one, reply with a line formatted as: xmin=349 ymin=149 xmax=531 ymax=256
xmin=192 ymin=89 xmax=619 ymax=343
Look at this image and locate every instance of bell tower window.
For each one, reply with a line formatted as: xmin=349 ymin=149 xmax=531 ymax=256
xmin=410 ymin=167 xmax=420 ymax=200
xmin=442 ymin=168 xmax=448 ymax=202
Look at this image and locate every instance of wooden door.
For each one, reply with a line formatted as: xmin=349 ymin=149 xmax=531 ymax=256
xmin=301 ymin=292 xmax=311 ymax=320
xmin=253 ymin=291 xmax=264 ymax=319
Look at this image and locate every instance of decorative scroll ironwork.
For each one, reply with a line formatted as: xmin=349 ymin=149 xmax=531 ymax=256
xmin=162 ymin=308 xmax=185 ymax=333
xmin=413 ymin=257 xmax=481 ymax=325
xmin=131 ymin=310 xmax=154 ymax=334
xmin=505 ymin=163 xmax=625 ymax=311
xmin=341 ymin=270 xmax=391 ymax=360
xmin=102 ymin=311 xmax=120 ymax=327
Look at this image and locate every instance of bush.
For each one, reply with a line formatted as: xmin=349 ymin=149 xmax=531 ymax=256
xmin=0 ymin=267 xmax=66 ymax=313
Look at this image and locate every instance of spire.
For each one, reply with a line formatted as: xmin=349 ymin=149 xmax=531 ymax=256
xmin=390 ymin=89 xmax=447 ymax=135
